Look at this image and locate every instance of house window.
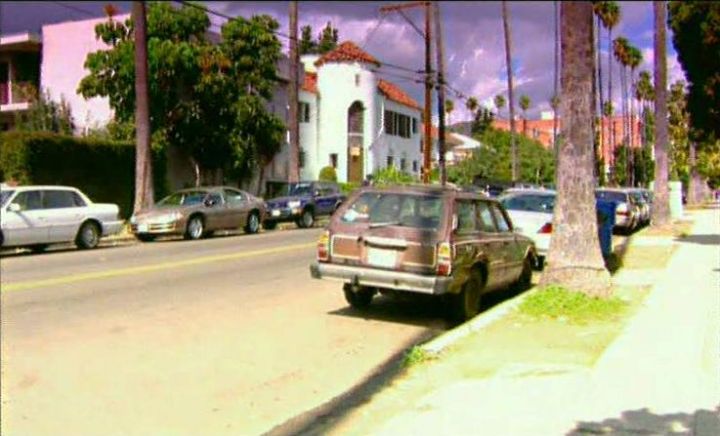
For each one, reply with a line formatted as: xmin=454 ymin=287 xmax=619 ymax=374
xmin=299 ymin=102 xmax=310 ymax=123
xmin=412 ymin=118 xmax=418 ymax=134
xmin=330 ymin=153 xmax=338 ymax=169
xmin=387 ymin=155 xmax=394 ymax=168
xmin=355 ymin=74 xmax=360 ymax=87
xmin=412 ymin=160 xmax=418 ymax=172
xmin=400 ymin=158 xmax=407 ymax=172
xmin=383 ymin=110 xmax=412 ymax=139
xmin=299 ymin=148 xmax=306 ymax=168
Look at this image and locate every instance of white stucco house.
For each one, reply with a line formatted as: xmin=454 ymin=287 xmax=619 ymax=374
xmin=292 ymin=41 xmax=424 ymax=184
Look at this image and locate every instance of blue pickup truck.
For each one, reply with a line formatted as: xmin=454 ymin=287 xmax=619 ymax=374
xmin=263 ymin=181 xmax=346 ymax=229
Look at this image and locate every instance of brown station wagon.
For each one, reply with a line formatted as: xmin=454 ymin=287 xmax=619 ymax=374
xmin=310 ymin=184 xmax=537 ymax=321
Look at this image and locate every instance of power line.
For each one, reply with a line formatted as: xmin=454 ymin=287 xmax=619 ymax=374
xmin=175 ymin=0 xmax=293 ymax=40
xmin=51 ymin=1 xmax=98 ymax=18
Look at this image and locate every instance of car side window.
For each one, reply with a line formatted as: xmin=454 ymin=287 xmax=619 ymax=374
xmin=43 ymin=190 xmax=77 ymax=209
xmin=224 ymin=189 xmax=245 ymax=206
xmin=71 ymin=191 xmax=87 ymax=207
xmin=14 ymin=190 xmax=43 ymax=211
xmin=455 ymin=200 xmax=477 ymax=235
xmin=476 ymin=201 xmax=498 ymax=232
xmin=206 ymin=192 xmax=223 ymax=206
xmin=490 ymin=204 xmax=511 ymax=232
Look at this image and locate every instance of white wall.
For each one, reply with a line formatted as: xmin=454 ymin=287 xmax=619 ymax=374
xmin=299 ymin=89 xmax=319 ymax=180
xmin=375 ymin=98 xmax=422 ymax=177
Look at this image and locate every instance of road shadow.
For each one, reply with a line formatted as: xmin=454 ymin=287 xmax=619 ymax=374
xmin=0 ymin=241 xmax=133 ymax=258
xmin=675 ymin=234 xmax=720 ymax=246
xmin=567 ymin=406 xmax=720 ymax=435
xmin=327 ymin=289 xmax=517 ymax=330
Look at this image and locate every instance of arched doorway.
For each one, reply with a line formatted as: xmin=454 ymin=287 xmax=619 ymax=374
xmin=347 ymin=101 xmax=364 ymax=183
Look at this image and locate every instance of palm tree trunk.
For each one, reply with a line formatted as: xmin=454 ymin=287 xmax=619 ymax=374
xmin=540 ymin=1 xmax=611 ymax=297
xmin=553 ymin=0 xmax=559 ymax=156
xmin=652 ymin=0 xmax=670 ymax=226
xmin=596 ymin=15 xmax=605 ymax=178
xmin=608 ymin=27 xmax=614 ymax=162
xmin=502 ymin=1 xmax=518 ymax=183
xmin=132 ymin=1 xmax=154 ymax=213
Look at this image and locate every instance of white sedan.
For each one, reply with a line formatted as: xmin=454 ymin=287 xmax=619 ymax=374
xmin=1 ymin=185 xmax=123 ymax=252
xmin=499 ymin=189 xmax=556 ymax=268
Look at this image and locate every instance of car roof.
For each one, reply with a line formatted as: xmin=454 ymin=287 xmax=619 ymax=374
xmin=0 ymin=185 xmax=79 ymax=191
xmin=501 ymin=188 xmax=557 ymax=196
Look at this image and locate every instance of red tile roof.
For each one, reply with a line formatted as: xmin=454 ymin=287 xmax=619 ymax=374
xmin=301 ymin=72 xmax=317 ymax=94
xmin=314 ymin=41 xmax=382 ymax=68
xmin=378 ymin=79 xmax=421 ymax=110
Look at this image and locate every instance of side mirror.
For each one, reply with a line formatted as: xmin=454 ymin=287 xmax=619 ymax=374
xmin=8 ymin=203 xmax=21 ymax=213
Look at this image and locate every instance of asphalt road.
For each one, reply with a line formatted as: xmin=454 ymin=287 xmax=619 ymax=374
xmin=1 ymin=229 xmax=448 ymax=435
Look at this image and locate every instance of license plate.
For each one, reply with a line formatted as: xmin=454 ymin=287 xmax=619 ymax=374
xmin=138 ymin=223 xmax=149 ymax=232
xmin=271 ymin=209 xmax=280 ymax=217
xmin=367 ymin=248 xmax=397 ymax=268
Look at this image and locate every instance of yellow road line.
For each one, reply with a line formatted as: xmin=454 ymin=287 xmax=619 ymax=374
xmin=2 ymin=242 xmax=315 ymax=293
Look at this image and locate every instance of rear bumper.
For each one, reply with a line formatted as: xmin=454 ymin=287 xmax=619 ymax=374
xmin=310 ymin=262 xmax=452 ymax=295
xmin=102 ymin=220 xmax=125 ymax=236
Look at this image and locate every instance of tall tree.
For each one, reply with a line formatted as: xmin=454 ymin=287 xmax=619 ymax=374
xmin=597 ymin=2 xmax=620 ymax=156
xmin=502 ymin=0 xmax=518 ymax=182
xmin=627 ymin=45 xmax=643 ymax=185
xmin=317 ymin=21 xmax=339 ymax=54
xmin=541 ymin=1 xmax=611 ymax=297
xmin=444 ymin=99 xmax=455 ymax=125
xmin=132 ymin=1 xmax=153 ymax=213
xmin=299 ymin=25 xmax=316 ymax=55
xmin=593 ymin=2 xmax=605 ymax=171
xmin=613 ymin=36 xmax=631 ymax=185
xmin=494 ymin=94 xmax=506 ymax=119
xmin=465 ymin=96 xmax=479 ymax=114
xmin=652 ymin=0 xmax=670 ymax=226
xmin=519 ymin=94 xmax=530 ymax=136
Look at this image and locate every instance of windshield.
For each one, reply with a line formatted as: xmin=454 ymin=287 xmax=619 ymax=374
xmin=500 ymin=193 xmax=555 ymax=213
xmin=288 ymin=183 xmax=313 ymax=197
xmin=157 ymin=190 xmax=208 ymax=207
xmin=1 ymin=190 xmax=15 ymax=207
xmin=341 ymin=192 xmax=445 ymax=230
xmin=595 ymin=190 xmax=627 ymax=203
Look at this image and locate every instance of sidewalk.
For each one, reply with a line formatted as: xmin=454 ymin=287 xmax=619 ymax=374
xmin=328 ymin=208 xmax=720 ymax=435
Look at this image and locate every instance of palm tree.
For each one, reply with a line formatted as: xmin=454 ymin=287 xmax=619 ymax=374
xmin=652 ymin=0 xmax=670 ymax=226
xmin=627 ymin=46 xmax=642 ymax=185
xmin=445 ymin=99 xmax=455 ymax=125
xmin=519 ymin=94 xmax=531 ymax=136
xmin=540 ymin=2 xmax=611 ymax=297
xmin=494 ymin=94 xmax=506 ymax=119
xmin=465 ymin=96 xmax=479 ymax=121
xmin=593 ymin=2 xmax=606 ymax=169
xmin=613 ymin=37 xmax=630 ymax=146
xmin=597 ymin=2 xmax=620 ymax=157
xmin=502 ymin=0 xmax=518 ymax=182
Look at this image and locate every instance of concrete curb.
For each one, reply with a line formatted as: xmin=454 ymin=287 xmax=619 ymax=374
xmin=420 ymin=288 xmax=536 ymax=355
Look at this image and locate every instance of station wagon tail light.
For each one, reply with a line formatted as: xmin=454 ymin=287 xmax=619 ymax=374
xmin=538 ymin=222 xmax=553 ymax=234
xmin=436 ymin=242 xmax=452 ymax=276
xmin=317 ymin=230 xmax=330 ymax=262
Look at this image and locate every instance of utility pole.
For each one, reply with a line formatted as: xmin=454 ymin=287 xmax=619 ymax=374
xmin=288 ymin=1 xmax=300 ymax=184
xmin=379 ymin=1 xmax=433 ymax=184
xmin=132 ymin=1 xmax=153 ymax=213
xmin=502 ymin=1 xmax=518 ymax=184
xmin=433 ymin=1 xmax=447 ymax=186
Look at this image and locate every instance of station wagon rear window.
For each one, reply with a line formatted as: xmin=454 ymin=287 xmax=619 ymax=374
xmin=341 ymin=192 xmax=444 ymax=230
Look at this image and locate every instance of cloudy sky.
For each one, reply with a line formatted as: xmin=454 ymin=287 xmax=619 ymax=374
xmin=2 ymin=1 xmax=685 ymax=122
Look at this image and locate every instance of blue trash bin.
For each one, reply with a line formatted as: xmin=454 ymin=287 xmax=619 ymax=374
xmin=596 ymin=199 xmax=617 ymax=258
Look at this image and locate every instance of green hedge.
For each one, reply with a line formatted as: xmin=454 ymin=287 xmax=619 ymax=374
xmin=0 ymin=131 xmax=166 ymax=218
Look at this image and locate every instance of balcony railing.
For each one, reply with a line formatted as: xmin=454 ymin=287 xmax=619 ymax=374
xmin=0 ymin=82 xmax=8 ymax=105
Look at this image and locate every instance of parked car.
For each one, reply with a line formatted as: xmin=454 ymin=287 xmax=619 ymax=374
xmin=309 ymin=184 xmax=537 ymax=321
xmin=264 ymin=181 xmax=346 ymax=229
xmin=498 ymin=189 xmax=556 ymax=267
xmin=1 ymin=185 xmax=123 ymax=252
xmin=628 ymin=188 xmax=650 ymax=226
xmin=130 ymin=186 xmax=265 ymax=241
xmin=595 ymin=188 xmax=640 ymax=233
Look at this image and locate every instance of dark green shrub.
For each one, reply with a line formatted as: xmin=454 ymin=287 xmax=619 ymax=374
xmin=0 ymin=131 xmax=166 ymax=218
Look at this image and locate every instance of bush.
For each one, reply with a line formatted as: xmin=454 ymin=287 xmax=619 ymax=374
xmin=518 ymin=285 xmax=627 ymax=324
xmin=319 ymin=166 xmax=337 ymax=182
xmin=0 ymin=131 xmax=166 ymax=218
xmin=372 ymin=166 xmax=417 ymax=186
xmin=338 ymin=181 xmax=360 ymax=195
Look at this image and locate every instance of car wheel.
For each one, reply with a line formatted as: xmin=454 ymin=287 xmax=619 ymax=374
xmin=343 ymin=284 xmax=375 ymax=309
xmin=447 ymin=272 xmax=483 ymax=322
xmin=76 ymin=221 xmax=100 ymax=249
xmin=185 ymin=216 xmax=204 ymax=240
xmin=511 ymin=255 xmax=533 ymax=295
xmin=136 ymin=234 xmax=156 ymax=242
xmin=244 ymin=211 xmax=260 ymax=234
xmin=297 ymin=209 xmax=314 ymax=229
xmin=29 ymin=244 xmax=49 ymax=254
xmin=263 ymin=220 xmax=278 ymax=230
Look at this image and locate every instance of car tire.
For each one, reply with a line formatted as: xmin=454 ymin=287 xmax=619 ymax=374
xmin=244 ymin=211 xmax=260 ymax=234
xmin=511 ymin=255 xmax=533 ymax=295
xmin=297 ymin=209 xmax=314 ymax=229
xmin=136 ymin=234 xmax=156 ymax=242
xmin=447 ymin=272 xmax=483 ymax=322
xmin=184 ymin=215 xmax=205 ymax=240
xmin=263 ymin=220 xmax=278 ymax=230
xmin=76 ymin=221 xmax=100 ymax=249
xmin=343 ymin=284 xmax=375 ymax=309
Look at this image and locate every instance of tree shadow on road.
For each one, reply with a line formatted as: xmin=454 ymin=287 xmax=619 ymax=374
xmin=675 ymin=234 xmax=720 ymax=246
xmin=567 ymin=406 xmax=720 ymax=435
